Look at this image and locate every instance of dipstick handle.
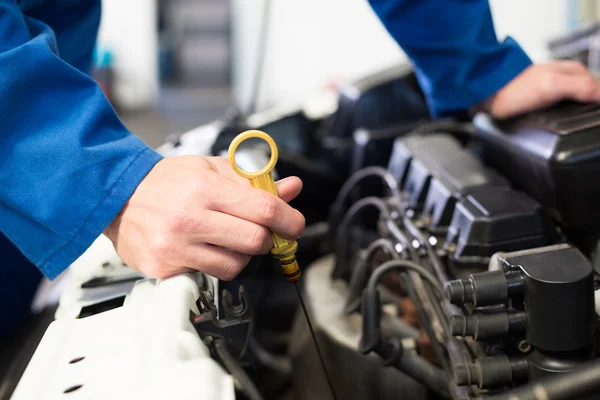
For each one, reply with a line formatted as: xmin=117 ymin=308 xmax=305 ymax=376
xmin=227 ymin=130 xmax=301 ymax=282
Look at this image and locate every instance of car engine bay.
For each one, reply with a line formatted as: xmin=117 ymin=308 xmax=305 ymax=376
xmin=10 ymin=44 xmax=600 ymax=400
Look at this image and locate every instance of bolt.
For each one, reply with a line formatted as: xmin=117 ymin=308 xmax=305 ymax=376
xmin=518 ymin=340 xmax=531 ymax=353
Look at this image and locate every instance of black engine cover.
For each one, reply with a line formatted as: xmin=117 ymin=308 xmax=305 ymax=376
xmin=473 ymin=102 xmax=600 ymax=230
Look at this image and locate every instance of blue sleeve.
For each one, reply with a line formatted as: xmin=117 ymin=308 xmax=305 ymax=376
xmin=368 ymin=0 xmax=533 ymax=117
xmin=0 ymin=1 xmax=163 ymax=279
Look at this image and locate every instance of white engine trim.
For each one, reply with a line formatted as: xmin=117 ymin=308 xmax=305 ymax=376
xmin=12 ymin=237 xmax=234 ymax=400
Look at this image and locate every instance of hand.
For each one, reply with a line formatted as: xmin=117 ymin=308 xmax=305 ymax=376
xmin=104 ymin=156 xmax=305 ymax=280
xmin=475 ymin=61 xmax=600 ymax=119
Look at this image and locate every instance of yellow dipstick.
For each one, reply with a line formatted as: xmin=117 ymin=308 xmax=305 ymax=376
xmin=228 ymin=131 xmax=339 ymax=400
xmin=227 ymin=130 xmax=301 ymax=283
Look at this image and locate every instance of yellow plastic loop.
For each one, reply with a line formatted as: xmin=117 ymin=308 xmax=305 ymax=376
xmin=227 ymin=130 xmax=301 ymax=283
xmin=227 ymin=130 xmax=279 ymax=180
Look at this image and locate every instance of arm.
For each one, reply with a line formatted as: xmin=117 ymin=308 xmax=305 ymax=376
xmin=368 ymin=0 xmax=600 ymax=118
xmin=0 ymin=1 xmax=162 ymax=279
xmin=368 ymin=0 xmax=531 ymax=117
xmin=0 ymin=2 xmax=305 ymax=283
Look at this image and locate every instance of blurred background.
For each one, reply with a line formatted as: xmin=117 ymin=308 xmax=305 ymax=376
xmin=98 ymin=0 xmax=599 ymax=149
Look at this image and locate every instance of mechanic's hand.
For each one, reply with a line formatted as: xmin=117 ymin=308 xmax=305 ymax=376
xmin=476 ymin=61 xmax=600 ymax=119
xmin=104 ymin=156 xmax=305 ymax=280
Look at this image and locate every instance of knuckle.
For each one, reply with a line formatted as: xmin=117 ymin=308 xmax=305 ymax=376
xmin=249 ymin=227 xmax=270 ymax=253
xmin=167 ymin=211 xmax=190 ymax=233
xmin=258 ymin=196 xmax=278 ymax=222
xmin=168 ymin=209 xmax=212 ymax=236
xmin=290 ymin=213 xmax=306 ymax=238
xmin=152 ymin=235 xmax=177 ymax=258
xmin=220 ymin=257 xmax=247 ymax=281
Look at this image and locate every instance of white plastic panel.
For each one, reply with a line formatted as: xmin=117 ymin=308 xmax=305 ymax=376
xmin=12 ymin=272 xmax=234 ymax=400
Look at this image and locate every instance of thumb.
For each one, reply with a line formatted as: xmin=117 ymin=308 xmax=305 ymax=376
xmin=275 ymin=176 xmax=303 ymax=203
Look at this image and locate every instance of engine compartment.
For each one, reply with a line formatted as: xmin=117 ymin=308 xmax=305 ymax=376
xmin=313 ymin=101 xmax=600 ymax=400
xmin=10 ymin=61 xmax=600 ymax=400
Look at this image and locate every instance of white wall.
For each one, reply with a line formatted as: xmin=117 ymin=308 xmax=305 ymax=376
xmin=232 ymin=0 xmax=570 ymax=113
xmin=97 ymin=0 xmax=159 ymax=110
xmin=490 ymin=0 xmax=568 ymax=61
xmin=231 ymin=0 xmax=406 ymax=113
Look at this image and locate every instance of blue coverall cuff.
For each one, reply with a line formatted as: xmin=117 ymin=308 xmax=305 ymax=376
xmin=39 ymin=148 xmax=163 ymax=279
xmin=429 ymin=37 xmax=533 ymax=119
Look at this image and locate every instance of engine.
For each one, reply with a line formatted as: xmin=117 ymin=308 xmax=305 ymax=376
xmin=294 ymin=101 xmax=600 ymax=400
xmin=11 ymin=55 xmax=600 ymax=400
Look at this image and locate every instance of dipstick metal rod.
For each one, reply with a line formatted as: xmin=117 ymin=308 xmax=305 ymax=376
xmin=295 ymin=282 xmax=339 ymax=400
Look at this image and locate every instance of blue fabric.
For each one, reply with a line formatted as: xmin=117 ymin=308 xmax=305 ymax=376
xmin=368 ymin=0 xmax=533 ymax=117
xmin=0 ymin=0 xmax=162 ymax=338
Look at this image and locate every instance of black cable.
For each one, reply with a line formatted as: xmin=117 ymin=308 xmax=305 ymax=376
xmin=365 ymin=258 xmax=450 ymax=357
xmin=332 ymin=197 xmax=391 ymax=279
xmin=367 ymin=259 xmax=443 ymax=298
xmin=337 ymin=197 xmax=391 ymax=235
xmin=213 ymin=337 xmax=264 ymax=400
xmin=364 ymin=238 xmax=400 ymax=258
xmin=331 ymin=166 xmax=403 ymax=219
xmin=392 ymin=348 xmax=451 ymax=398
xmin=248 ymin=337 xmax=292 ymax=376
xmin=345 ymin=238 xmax=399 ymax=314
xmin=358 ymin=236 xmax=452 ymax=373
xmin=236 ymin=314 xmax=254 ymax=361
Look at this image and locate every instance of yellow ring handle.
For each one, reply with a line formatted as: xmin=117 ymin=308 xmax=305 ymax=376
xmin=227 ymin=130 xmax=279 ymax=179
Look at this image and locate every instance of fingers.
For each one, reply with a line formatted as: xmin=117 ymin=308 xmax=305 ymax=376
xmin=275 ymin=176 xmax=303 ymax=203
xmin=545 ymin=72 xmax=600 ymax=103
xmin=207 ymin=156 xmax=304 ymax=203
xmin=184 ymin=243 xmax=251 ymax=280
xmin=204 ymin=175 xmax=306 ymax=239
xmin=550 ymin=60 xmax=589 ymax=75
xmin=185 ymin=210 xmax=273 ymax=255
xmin=486 ymin=62 xmax=600 ymax=119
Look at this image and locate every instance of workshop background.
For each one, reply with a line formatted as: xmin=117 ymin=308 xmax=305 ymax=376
xmin=99 ymin=0 xmax=597 ymax=149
